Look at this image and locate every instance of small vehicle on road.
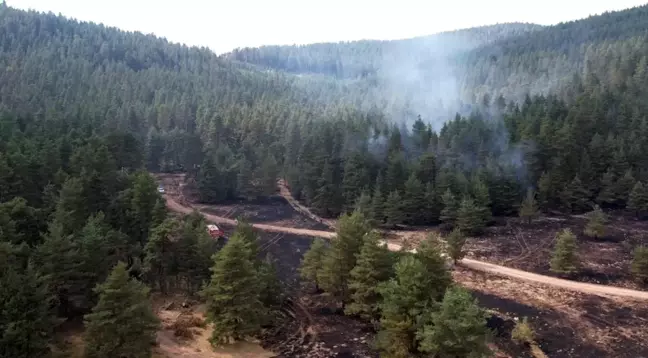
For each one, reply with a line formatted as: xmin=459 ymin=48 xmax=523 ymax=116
xmin=157 ymin=185 xmax=165 ymax=194
xmin=207 ymin=224 xmax=225 ymax=239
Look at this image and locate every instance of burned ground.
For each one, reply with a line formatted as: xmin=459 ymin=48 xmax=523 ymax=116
xmin=466 ymin=215 xmax=648 ymax=290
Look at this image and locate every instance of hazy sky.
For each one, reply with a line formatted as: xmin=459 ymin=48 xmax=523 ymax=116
xmin=10 ymin=0 xmax=648 ymax=54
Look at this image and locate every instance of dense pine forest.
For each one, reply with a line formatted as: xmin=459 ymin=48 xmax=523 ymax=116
xmin=3 ymin=2 xmax=648 ymax=357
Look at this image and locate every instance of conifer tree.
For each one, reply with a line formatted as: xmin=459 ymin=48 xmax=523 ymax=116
xmin=370 ymin=185 xmax=385 ymax=225
xmin=402 ymin=174 xmax=425 ymax=224
xmin=584 ymin=205 xmax=607 ymax=239
xmin=384 ymin=191 xmax=405 ymax=227
xmin=143 ymin=219 xmax=177 ymax=293
xmin=376 ymin=256 xmax=439 ymax=358
xmin=457 ymin=197 xmax=486 ymax=235
xmin=0 ymin=262 xmax=56 ymax=358
xmin=614 ymin=169 xmax=636 ymax=206
xmin=519 ymin=188 xmax=539 ymax=224
xmin=446 ymin=228 xmax=467 ymax=264
xmin=471 ymin=176 xmax=492 ymax=224
xmin=562 ymin=176 xmax=591 ymax=213
xmin=631 ymin=246 xmax=648 ymax=284
xmin=550 ymin=229 xmax=578 ymax=275
xmin=415 ymin=234 xmax=452 ymax=300
xmin=318 ymin=211 xmax=370 ymax=305
xmin=628 ymin=181 xmax=648 ymax=217
xmin=299 ymin=239 xmax=328 ymax=290
xmin=440 ymin=189 xmax=458 ymax=226
xmin=354 ymin=191 xmax=372 ymax=217
xmin=416 ymin=287 xmax=491 ymax=358
xmin=259 ymin=154 xmax=279 ymax=197
xmin=257 ymin=254 xmax=284 ymax=312
xmin=345 ymin=231 xmax=394 ymax=321
xmin=84 ymin=262 xmax=159 ymax=358
xmin=201 ymin=232 xmax=265 ymax=345
xmin=423 ymin=182 xmax=440 ymax=224
xmin=596 ymin=169 xmax=617 ymax=207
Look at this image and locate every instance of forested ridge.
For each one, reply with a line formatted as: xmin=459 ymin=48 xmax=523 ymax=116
xmin=2 ymin=2 xmax=648 ymax=357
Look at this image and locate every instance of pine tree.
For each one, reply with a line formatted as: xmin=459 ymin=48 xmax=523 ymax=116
xmin=614 ymin=169 xmax=636 ymax=207
xmin=299 ymin=239 xmax=328 ymax=290
xmin=471 ymin=176 xmax=492 ymax=224
xmin=584 ymin=205 xmax=607 ymax=239
xmin=318 ymin=211 xmax=370 ymax=305
xmin=402 ymin=174 xmax=425 ymax=224
xmin=416 ymin=287 xmax=491 ymax=358
xmin=384 ymin=191 xmax=405 ymax=227
xmin=345 ymin=231 xmax=394 ymax=321
xmin=562 ymin=176 xmax=591 ymax=213
xmin=519 ymin=188 xmax=539 ymax=224
xmin=457 ymin=197 xmax=486 ymax=235
xmin=84 ymin=262 xmax=159 ymax=358
xmin=143 ymin=219 xmax=177 ymax=293
xmin=440 ymin=189 xmax=458 ymax=226
xmin=257 ymin=254 xmax=284 ymax=312
xmin=631 ymin=246 xmax=648 ymax=284
xmin=550 ymin=229 xmax=578 ymax=275
xmin=415 ymin=234 xmax=452 ymax=300
xmin=422 ymin=182 xmax=440 ymax=224
xmin=370 ymin=185 xmax=385 ymax=225
xmin=259 ymin=154 xmax=279 ymax=197
xmin=628 ymin=181 xmax=648 ymax=218
xmin=201 ymin=232 xmax=265 ymax=345
xmin=376 ymin=256 xmax=439 ymax=358
xmin=446 ymin=228 xmax=467 ymax=264
xmin=354 ymin=191 xmax=372 ymax=217
xmin=596 ymin=169 xmax=617 ymax=207
xmin=0 ymin=262 xmax=56 ymax=358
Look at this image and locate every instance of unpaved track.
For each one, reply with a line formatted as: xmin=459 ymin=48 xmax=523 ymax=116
xmin=164 ymin=196 xmax=648 ymax=300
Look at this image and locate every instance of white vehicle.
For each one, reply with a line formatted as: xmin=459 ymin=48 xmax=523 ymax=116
xmin=157 ymin=185 xmax=165 ymax=194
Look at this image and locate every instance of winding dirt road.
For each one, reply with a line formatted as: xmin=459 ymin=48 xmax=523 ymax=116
xmin=164 ymin=195 xmax=648 ymax=300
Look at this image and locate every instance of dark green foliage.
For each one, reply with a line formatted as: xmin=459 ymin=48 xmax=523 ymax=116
xmin=84 ymin=262 xmax=159 ymax=358
xmin=299 ymin=239 xmax=328 ymax=289
xmin=628 ymin=181 xmax=648 ymax=217
xmin=143 ymin=219 xmax=177 ymax=293
xmin=318 ymin=211 xmax=371 ymax=304
xmin=446 ymin=228 xmax=467 ymax=264
xmin=346 ymin=231 xmax=395 ymax=321
xmin=457 ymin=197 xmax=486 ymax=235
xmin=0 ymin=258 xmax=56 ymax=358
xmin=415 ymin=234 xmax=452 ymax=300
xmin=562 ymin=177 xmax=591 ymax=213
xmin=440 ymin=189 xmax=458 ymax=226
xmin=354 ymin=191 xmax=373 ymax=217
xmin=258 ymin=254 xmax=284 ymax=311
xmin=402 ymin=174 xmax=425 ymax=224
xmin=370 ymin=185 xmax=385 ymax=225
xmin=631 ymin=246 xmax=648 ymax=283
xmin=550 ymin=229 xmax=579 ymax=275
xmin=584 ymin=205 xmax=607 ymax=239
xmin=416 ymin=287 xmax=492 ymax=358
xmin=376 ymin=255 xmax=441 ymax=358
xmin=201 ymin=232 xmax=265 ymax=345
xmin=384 ymin=191 xmax=405 ymax=227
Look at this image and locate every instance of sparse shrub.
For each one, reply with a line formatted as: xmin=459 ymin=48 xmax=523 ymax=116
xmin=511 ymin=317 xmax=535 ymax=345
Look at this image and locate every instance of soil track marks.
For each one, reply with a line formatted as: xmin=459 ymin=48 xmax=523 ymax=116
xmin=164 ymin=195 xmax=648 ymax=300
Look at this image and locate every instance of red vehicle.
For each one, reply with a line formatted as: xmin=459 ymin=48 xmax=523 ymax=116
xmin=207 ymin=224 xmax=224 ymax=239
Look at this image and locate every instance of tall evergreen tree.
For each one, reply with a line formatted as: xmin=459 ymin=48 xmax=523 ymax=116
xmin=440 ymin=189 xmax=458 ymax=226
xmin=446 ymin=228 xmax=467 ymax=264
xmin=201 ymin=232 xmax=265 ymax=345
xmin=84 ymin=262 xmax=159 ymax=358
xmin=299 ymin=239 xmax=328 ymax=290
xmin=457 ymin=197 xmax=486 ymax=235
xmin=416 ymin=287 xmax=491 ymax=358
xmin=318 ymin=211 xmax=370 ymax=305
xmin=345 ymin=231 xmax=394 ymax=321
xmin=0 ymin=262 xmax=56 ymax=358
xmin=384 ymin=191 xmax=405 ymax=227
xmin=628 ymin=181 xmax=648 ymax=218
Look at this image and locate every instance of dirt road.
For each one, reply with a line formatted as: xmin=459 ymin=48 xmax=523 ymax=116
xmin=164 ymin=196 xmax=648 ymax=300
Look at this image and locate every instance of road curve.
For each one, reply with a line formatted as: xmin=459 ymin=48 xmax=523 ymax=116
xmin=164 ymin=196 xmax=648 ymax=300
